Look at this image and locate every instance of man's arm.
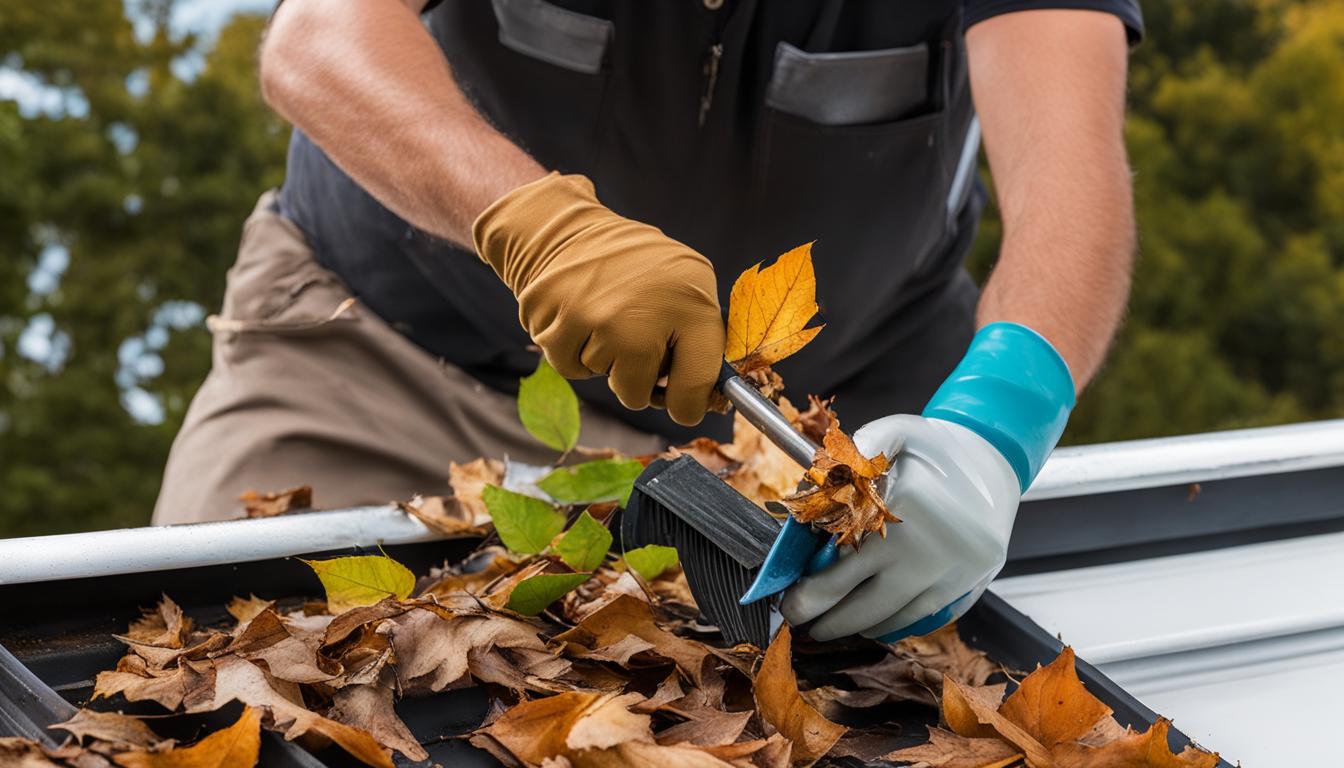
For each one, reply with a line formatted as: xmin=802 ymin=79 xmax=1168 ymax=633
xmin=967 ymin=9 xmax=1135 ymax=391
xmin=259 ymin=0 xmax=726 ymax=423
xmin=260 ymin=0 xmax=546 ymax=247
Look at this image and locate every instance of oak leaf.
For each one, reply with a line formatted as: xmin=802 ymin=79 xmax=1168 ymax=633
xmin=111 ymin=706 xmax=259 ymax=768
xmin=725 ymin=242 xmax=824 ymax=374
xmin=752 ymin=626 xmax=846 ymax=766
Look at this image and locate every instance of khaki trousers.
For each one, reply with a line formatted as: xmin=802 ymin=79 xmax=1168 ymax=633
xmin=153 ymin=192 xmax=665 ymax=525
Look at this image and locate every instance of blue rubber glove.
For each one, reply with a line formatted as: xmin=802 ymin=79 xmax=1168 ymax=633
xmin=780 ymin=322 xmax=1074 ymax=642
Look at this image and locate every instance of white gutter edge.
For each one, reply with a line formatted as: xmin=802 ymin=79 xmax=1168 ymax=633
xmin=0 ymin=505 xmax=439 ymax=585
xmin=1026 ymin=418 xmax=1344 ymax=501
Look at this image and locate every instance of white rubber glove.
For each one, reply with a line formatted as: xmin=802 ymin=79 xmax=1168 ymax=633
xmin=780 ymin=414 xmax=1021 ymax=642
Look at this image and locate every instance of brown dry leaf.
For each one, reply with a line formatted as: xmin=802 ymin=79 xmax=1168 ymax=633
xmin=227 ymin=608 xmax=334 ymax=684
xmin=471 ymin=691 xmax=652 ymax=766
xmin=225 ymin=596 xmax=273 ymax=624
xmin=124 ymin=596 xmax=191 ymax=649
xmin=240 ymin=485 xmax=312 ymax=518
xmin=655 ymin=710 xmax=752 ymax=747
xmin=450 ymin=457 xmax=506 ymax=520
xmin=725 ymin=242 xmax=824 ymax=374
xmin=779 ymin=405 xmax=895 ymax=548
xmin=422 ymin=548 xmax=522 ymax=599
xmin=187 ymin=655 xmax=392 ymax=768
xmin=553 ymin=595 xmax=712 ymax=686
xmin=560 ymin=564 xmax=649 ymax=624
xmin=897 ymin=624 xmax=1000 ymax=688
xmin=51 ymin=710 xmax=168 ymax=752
xmin=942 ymin=678 xmax=1049 ymax=764
xmin=383 ymin=605 xmax=549 ymax=692
xmin=401 ymin=494 xmax=489 ymax=538
xmin=883 ymin=726 xmax=1022 ymax=768
xmin=942 ymin=647 xmax=1220 ymax=768
xmin=0 ymin=737 xmax=74 ymax=768
xmin=1052 ymin=718 xmax=1219 ymax=768
xmin=328 ymin=668 xmax=428 ymax=762
xmin=112 ymin=706 xmax=260 ymax=768
xmin=571 ymin=740 xmax=738 ymax=767
xmin=94 ymin=655 xmax=204 ymax=711
xmin=835 ymin=653 xmax=941 ymax=709
xmin=752 ymin=626 xmax=846 ymax=766
xmin=997 ymin=647 xmax=1112 ymax=749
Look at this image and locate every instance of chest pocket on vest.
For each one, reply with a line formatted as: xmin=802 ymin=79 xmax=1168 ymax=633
xmin=485 ymin=0 xmax=613 ymax=170
xmin=751 ymin=37 xmax=957 ymax=311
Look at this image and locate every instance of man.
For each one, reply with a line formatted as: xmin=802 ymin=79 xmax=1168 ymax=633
xmin=156 ymin=0 xmax=1140 ymax=642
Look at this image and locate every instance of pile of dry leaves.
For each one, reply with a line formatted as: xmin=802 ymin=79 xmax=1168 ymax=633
xmin=1 ymin=245 xmax=1220 ymax=768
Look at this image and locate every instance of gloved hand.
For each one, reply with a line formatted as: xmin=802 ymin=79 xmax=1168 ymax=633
xmin=781 ymin=322 xmax=1075 ymax=642
xmin=474 ymin=172 xmax=724 ymax=425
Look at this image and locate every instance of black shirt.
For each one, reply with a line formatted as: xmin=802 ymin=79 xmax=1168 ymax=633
xmin=279 ymin=0 xmax=1142 ymax=443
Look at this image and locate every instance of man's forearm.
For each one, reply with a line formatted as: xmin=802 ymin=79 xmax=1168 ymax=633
xmin=974 ymin=165 xmax=1134 ymax=391
xmin=260 ymin=0 xmax=545 ymax=247
xmin=968 ymin=10 xmax=1135 ymax=391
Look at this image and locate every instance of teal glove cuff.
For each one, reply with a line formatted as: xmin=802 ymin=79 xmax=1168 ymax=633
xmin=922 ymin=322 xmax=1075 ymax=492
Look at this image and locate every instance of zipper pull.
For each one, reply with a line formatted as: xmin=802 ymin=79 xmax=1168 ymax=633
xmin=699 ymin=43 xmax=724 ymax=128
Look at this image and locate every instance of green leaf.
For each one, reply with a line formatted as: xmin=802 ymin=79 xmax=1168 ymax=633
xmin=506 ymin=572 xmax=592 ymax=616
xmin=518 ymin=358 xmax=581 ymax=453
xmin=482 ymin=484 xmax=566 ymax=555
xmin=537 ymin=458 xmax=644 ymax=507
xmin=623 ymin=545 xmax=680 ymax=581
xmin=554 ymin=511 xmax=612 ymax=572
xmin=302 ymin=555 xmax=416 ymax=613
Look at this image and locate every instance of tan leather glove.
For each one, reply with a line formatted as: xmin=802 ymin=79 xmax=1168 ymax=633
xmin=473 ymin=173 xmax=724 ymax=426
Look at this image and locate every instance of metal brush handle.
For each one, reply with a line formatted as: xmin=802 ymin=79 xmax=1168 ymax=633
xmin=717 ymin=362 xmax=818 ymax=469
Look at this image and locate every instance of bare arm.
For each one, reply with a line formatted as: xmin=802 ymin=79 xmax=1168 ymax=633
xmin=260 ymin=0 xmax=546 ymax=246
xmin=966 ymin=9 xmax=1135 ymax=391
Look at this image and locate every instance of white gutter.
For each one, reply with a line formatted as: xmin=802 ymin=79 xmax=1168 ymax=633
xmin=1 ymin=419 xmax=1342 ymax=585
xmin=0 ymin=506 xmax=437 ymax=585
xmin=1027 ymin=418 xmax=1344 ymax=501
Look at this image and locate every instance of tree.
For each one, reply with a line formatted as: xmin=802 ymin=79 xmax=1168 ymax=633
xmin=0 ymin=1 xmax=287 ymax=535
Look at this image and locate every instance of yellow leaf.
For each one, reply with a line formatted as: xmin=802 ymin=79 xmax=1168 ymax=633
xmin=113 ymin=706 xmax=260 ymax=768
xmin=302 ymin=555 xmax=415 ymax=614
xmin=726 ymin=242 xmax=824 ymax=371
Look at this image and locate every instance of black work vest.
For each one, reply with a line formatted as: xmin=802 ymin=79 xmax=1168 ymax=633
xmin=281 ymin=0 xmax=992 ymax=443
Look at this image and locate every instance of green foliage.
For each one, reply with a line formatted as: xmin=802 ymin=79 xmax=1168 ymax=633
xmin=971 ymin=0 xmax=1344 ymax=443
xmin=302 ymin=555 xmax=416 ymax=614
xmin=481 ymin=485 xmax=566 ymax=555
xmin=0 ymin=2 xmax=288 ymax=536
xmin=553 ymin=511 xmax=612 ymax=571
xmin=622 ymin=545 xmax=679 ymax=581
xmin=537 ymin=458 xmax=644 ymax=507
xmin=518 ymin=358 xmax=581 ymax=453
xmin=506 ymin=572 xmax=592 ymax=616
